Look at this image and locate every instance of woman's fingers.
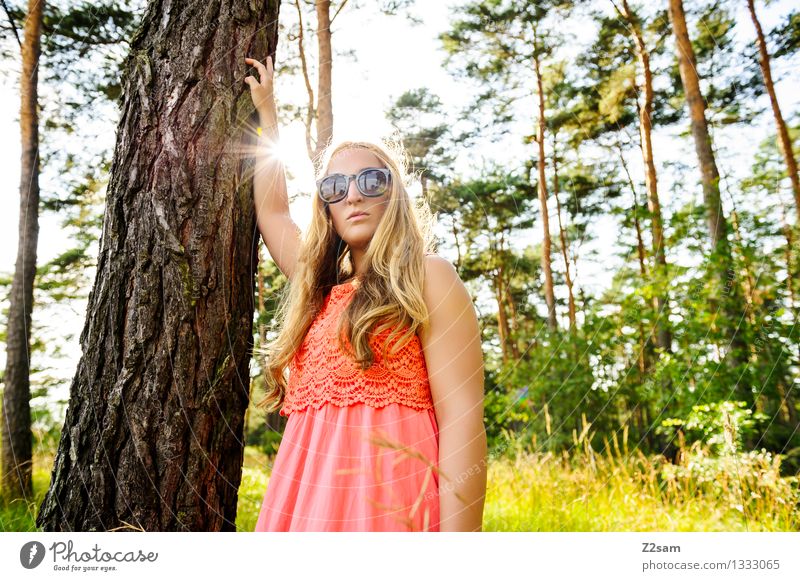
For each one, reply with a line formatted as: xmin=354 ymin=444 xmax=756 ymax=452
xmin=245 ymin=57 xmax=266 ymax=85
xmin=244 ymin=56 xmax=277 ymax=116
xmin=244 ymin=56 xmax=273 ymax=86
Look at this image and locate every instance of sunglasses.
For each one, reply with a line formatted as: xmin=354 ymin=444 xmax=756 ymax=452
xmin=316 ymin=167 xmax=392 ymax=204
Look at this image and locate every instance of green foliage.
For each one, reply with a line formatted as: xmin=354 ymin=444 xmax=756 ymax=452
xmin=385 ymin=88 xmax=458 ymax=186
xmin=5 ymin=0 xmax=800 ymax=533
xmin=482 ymin=442 xmax=800 ymax=531
xmin=658 ymin=400 xmax=766 ymax=455
xmin=483 ymin=385 xmax=532 ymax=454
xmin=769 ymin=8 xmax=800 ymax=58
xmin=688 ymin=1 xmax=764 ymax=125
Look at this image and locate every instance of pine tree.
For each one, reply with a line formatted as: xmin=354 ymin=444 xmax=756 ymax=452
xmin=35 ymin=0 xmax=281 ymax=531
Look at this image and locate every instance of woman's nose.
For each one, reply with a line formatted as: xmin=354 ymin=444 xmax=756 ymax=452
xmin=346 ymin=177 xmax=363 ymax=201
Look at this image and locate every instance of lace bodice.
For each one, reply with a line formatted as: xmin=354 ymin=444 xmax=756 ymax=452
xmin=280 ymin=279 xmax=434 ymax=417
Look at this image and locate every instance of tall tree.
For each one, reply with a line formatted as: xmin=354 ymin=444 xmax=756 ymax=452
xmin=540 ymin=61 xmax=580 ymax=329
xmin=0 ymin=0 xmax=143 ymax=504
xmin=428 ymin=169 xmax=536 ymax=363
xmin=441 ymin=1 xmax=568 ymax=330
xmin=385 ymin=88 xmax=456 ymax=198
xmin=35 ymin=0 xmax=280 ymax=531
xmin=533 ymin=22 xmax=557 ymax=330
xmin=571 ymin=8 xmax=676 ymax=367
xmin=291 ymin=0 xmax=335 ymax=161
xmin=668 ymin=0 xmax=748 ymax=381
xmin=551 ymin=130 xmax=576 ymax=328
xmin=746 ymin=0 xmax=800 ymax=219
xmin=612 ymin=0 xmax=672 ymax=355
xmin=1 ymin=0 xmax=44 ymax=502
xmin=286 ymin=0 xmax=417 ymax=162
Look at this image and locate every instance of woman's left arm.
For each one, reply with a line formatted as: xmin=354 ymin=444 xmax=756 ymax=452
xmin=419 ymin=255 xmax=488 ymax=532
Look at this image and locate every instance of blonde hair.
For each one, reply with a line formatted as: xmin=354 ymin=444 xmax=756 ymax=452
xmin=254 ymin=135 xmax=438 ymax=413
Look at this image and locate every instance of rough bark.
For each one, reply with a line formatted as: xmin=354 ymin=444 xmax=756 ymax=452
xmin=35 ymin=0 xmax=280 ymax=531
xmin=747 ymin=0 xmax=800 ymax=219
xmin=1 ymin=0 xmax=43 ymax=502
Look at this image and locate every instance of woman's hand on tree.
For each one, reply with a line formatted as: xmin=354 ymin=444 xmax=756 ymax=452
xmin=244 ymin=55 xmax=277 ymax=120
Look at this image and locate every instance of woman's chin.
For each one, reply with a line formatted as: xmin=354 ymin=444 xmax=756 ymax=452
xmin=342 ymin=232 xmax=374 ymax=247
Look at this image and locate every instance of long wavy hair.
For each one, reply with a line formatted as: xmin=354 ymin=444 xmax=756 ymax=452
xmin=254 ymin=135 xmax=438 ymax=412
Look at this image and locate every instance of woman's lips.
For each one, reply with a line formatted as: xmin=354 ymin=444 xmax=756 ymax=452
xmin=348 ymin=212 xmax=369 ymax=221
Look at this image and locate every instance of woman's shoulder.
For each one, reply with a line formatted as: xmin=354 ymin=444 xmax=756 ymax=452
xmin=423 ymin=253 xmax=455 ymax=274
xmin=419 ymin=254 xmax=474 ymax=342
xmin=422 ymin=254 xmax=464 ymax=300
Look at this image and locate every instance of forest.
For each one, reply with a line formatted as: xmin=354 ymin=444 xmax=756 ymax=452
xmin=0 ymin=0 xmax=799 ymax=532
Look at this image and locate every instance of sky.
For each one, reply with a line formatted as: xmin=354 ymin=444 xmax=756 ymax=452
xmin=0 ymin=0 xmax=798 ymax=406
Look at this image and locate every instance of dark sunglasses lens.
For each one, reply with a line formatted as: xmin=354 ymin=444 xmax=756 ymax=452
xmin=320 ymin=176 xmax=346 ymax=201
xmin=358 ymin=169 xmax=389 ymax=195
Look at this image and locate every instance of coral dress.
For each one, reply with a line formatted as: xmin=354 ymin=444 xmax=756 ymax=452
xmin=254 ymin=278 xmax=440 ymax=532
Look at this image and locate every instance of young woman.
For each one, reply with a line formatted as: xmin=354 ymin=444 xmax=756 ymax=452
xmin=244 ymin=55 xmax=487 ymax=532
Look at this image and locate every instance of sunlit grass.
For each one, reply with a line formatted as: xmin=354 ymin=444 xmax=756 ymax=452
xmin=482 ymin=433 xmax=800 ymax=532
xmin=0 ymin=452 xmax=53 ymax=532
xmin=5 ymin=441 xmax=797 ymax=531
xmin=235 ymin=445 xmax=270 ymax=532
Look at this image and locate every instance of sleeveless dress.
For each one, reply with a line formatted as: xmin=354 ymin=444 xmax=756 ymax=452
xmin=254 ymin=278 xmax=440 ymax=532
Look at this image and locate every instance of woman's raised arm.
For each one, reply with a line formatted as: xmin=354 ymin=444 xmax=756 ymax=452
xmin=245 ymin=56 xmax=302 ymax=282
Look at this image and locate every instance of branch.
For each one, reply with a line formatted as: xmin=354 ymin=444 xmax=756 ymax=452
xmin=294 ymin=0 xmax=317 ymax=158
xmin=329 ymin=0 xmax=349 ymax=27
xmin=2 ymin=0 xmax=21 ymax=48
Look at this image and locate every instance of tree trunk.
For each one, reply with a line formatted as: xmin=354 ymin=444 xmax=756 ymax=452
xmin=1 ymin=0 xmax=43 ymax=502
xmin=620 ymin=0 xmax=671 ymax=355
xmin=494 ymin=274 xmax=513 ymax=365
xmin=668 ymin=0 xmax=731 ymax=257
xmin=451 ymin=217 xmax=463 ymax=271
xmin=315 ymin=0 xmax=334 ymax=157
xmin=668 ymin=0 xmax=748 ymax=379
xmin=294 ymin=0 xmax=316 ymax=161
xmin=35 ymin=0 xmax=280 ymax=531
xmin=779 ymin=200 xmax=797 ymax=320
xmin=551 ymin=134 xmax=575 ymax=329
xmin=533 ymin=40 xmax=556 ymax=330
xmin=492 ymin=243 xmax=515 ymax=364
xmin=503 ymin=289 xmax=523 ymax=361
xmin=747 ymin=0 xmax=800 ymax=220
xmin=497 ymin=238 xmax=521 ymax=361
xmin=294 ymin=0 xmax=335 ymax=160
xmin=620 ymin=149 xmax=649 ymax=374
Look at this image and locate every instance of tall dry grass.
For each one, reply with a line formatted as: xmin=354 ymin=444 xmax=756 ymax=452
xmin=483 ymin=416 xmax=800 ymax=531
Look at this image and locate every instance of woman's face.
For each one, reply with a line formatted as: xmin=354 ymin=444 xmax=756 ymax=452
xmin=324 ymin=148 xmax=391 ymax=250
